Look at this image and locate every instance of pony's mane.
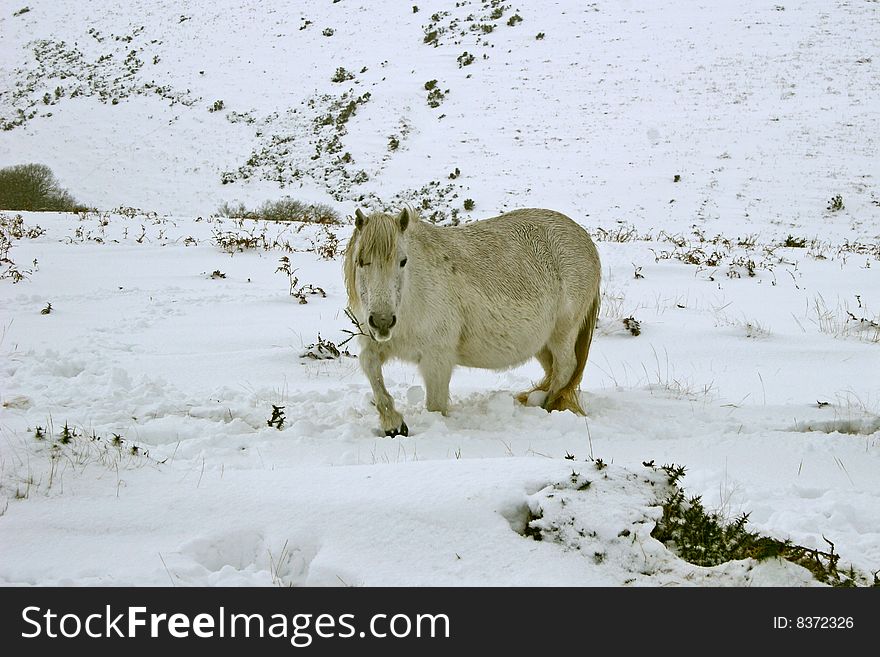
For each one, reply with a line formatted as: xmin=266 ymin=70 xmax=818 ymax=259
xmin=344 ymin=209 xmax=418 ymax=305
xmin=357 ymin=212 xmax=401 ymax=264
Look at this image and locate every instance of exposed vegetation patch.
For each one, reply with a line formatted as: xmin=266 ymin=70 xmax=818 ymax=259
xmin=211 ymin=226 xmax=265 ymax=253
xmin=214 ymin=197 xmax=343 ymax=260
xmin=220 ymin=90 xmax=372 ymax=201
xmin=0 ymin=29 xmax=198 ymax=130
xmin=419 ymin=1 xmax=527 ymax=68
xmin=276 ymin=256 xmax=328 ymax=303
xmin=1 ymin=211 xmax=45 ymax=282
xmin=2 ymin=420 xmax=154 ymax=500
xmin=208 ymin=215 xmax=340 ymax=259
xmin=593 ymin=224 xmax=653 ymax=243
xmin=783 ymin=234 xmax=807 ymax=248
xmin=331 ymin=67 xmax=355 ymax=83
xmin=591 ymin=223 xmax=877 ymax=291
xmin=457 ymin=51 xmax=475 ymax=68
xmin=811 ymin=294 xmax=880 ymax=343
xmin=267 ymin=405 xmax=285 ymax=430
xmin=365 ymin=180 xmax=464 ymax=225
xmin=225 ymin=110 xmax=257 ymax=125
xmin=622 ymin=316 xmax=641 ymax=336
xmin=50 ymin=208 xmax=190 ymax=248
xmin=301 ymin=334 xmax=355 ymax=360
xmin=421 ymin=10 xmax=451 ymax=46
xmin=424 ymin=79 xmax=448 ymax=108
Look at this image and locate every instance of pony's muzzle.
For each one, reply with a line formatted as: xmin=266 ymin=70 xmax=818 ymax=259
xmin=368 ymin=312 xmax=396 ymax=341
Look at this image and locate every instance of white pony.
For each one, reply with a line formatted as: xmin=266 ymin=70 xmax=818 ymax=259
xmin=344 ymin=207 xmax=601 ymax=436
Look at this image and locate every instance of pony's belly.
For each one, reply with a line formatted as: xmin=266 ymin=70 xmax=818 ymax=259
xmin=456 ymin=333 xmax=546 ymax=370
xmin=454 ymin=305 xmax=554 ymax=369
xmin=457 ymin=352 xmax=530 ymax=370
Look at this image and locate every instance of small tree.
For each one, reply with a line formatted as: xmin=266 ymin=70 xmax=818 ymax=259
xmin=0 ymin=163 xmax=85 ymax=211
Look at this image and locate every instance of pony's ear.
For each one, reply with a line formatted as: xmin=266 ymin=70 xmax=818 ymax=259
xmin=354 ymin=208 xmax=368 ymax=230
xmin=397 ymin=207 xmax=410 ymax=232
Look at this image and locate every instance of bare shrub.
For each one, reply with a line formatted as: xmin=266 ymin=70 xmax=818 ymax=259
xmin=216 ymin=197 xmax=340 ymax=224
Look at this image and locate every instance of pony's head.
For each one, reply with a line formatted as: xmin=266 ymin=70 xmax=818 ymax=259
xmin=344 ymin=207 xmax=413 ymax=342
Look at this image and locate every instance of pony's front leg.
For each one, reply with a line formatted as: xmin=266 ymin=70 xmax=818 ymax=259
xmin=419 ymin=356 xmax=454 ymax=415
xmin=360 ymin=342 xmax=408 ymax=437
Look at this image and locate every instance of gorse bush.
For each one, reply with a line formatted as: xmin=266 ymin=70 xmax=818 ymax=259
xmin=0 ymin=163 xmax=88 ymax=211
xmin=651 ymin=463 xmax=870 ymax=586
xmin=331 ymin=67 xmax=354 ymax=83
xmin=216 ymin=197 xmax=341 ymax=224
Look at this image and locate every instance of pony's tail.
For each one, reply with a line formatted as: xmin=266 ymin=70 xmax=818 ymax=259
xmin=547 ymin=280 xmax=601 ymax=416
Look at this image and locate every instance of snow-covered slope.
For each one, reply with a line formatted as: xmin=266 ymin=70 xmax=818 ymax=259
xmin=2 ymin=1 xmax=878 ymax=224
xmin=0 ymin=1 xmax=878 ymax=586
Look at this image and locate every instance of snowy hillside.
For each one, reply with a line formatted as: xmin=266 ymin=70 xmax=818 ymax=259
xmin=1 ymin=1 xmax=878 ymax=586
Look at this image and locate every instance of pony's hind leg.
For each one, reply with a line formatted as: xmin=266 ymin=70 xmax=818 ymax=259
xmin=515 ymin=348 xmax=553 ymax=405
xmin=360 ymin=341 xmax=408 ymax=436
xmin=543 ymin=327 xmax=586 ymax=415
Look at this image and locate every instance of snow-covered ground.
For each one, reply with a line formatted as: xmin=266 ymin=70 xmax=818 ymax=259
xmin=0 ymin=1 xmax=878 ymax=586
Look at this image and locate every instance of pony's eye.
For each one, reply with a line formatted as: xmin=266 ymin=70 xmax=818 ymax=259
xmin=400 ymin=257 xmax=408 ymax=268
xmin=358 ymin=259 xmax=370 ymax=267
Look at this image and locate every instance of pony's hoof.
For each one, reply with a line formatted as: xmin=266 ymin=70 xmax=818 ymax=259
xmin=517 ymin=389 xmax=548 ymax=408
xmin=385 ymin=421 xmax=409 ymax=437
